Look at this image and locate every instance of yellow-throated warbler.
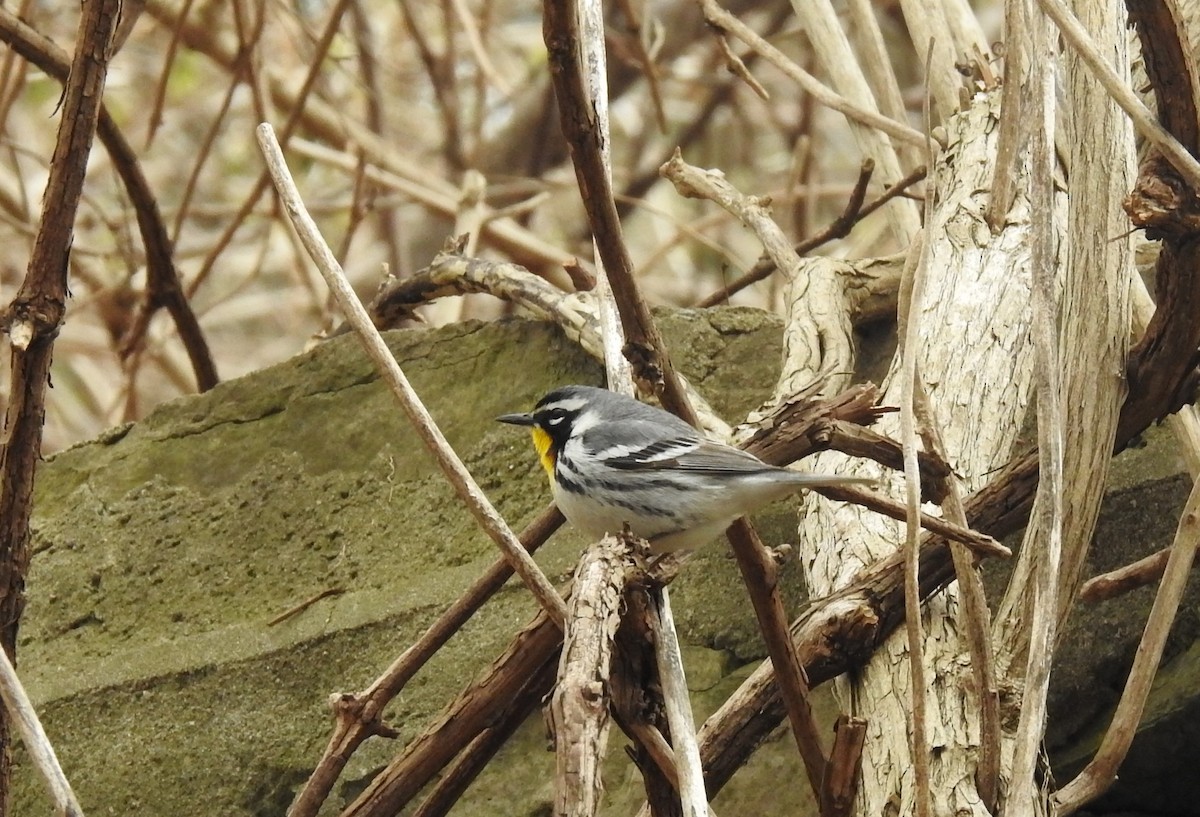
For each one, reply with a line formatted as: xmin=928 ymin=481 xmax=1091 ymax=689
xmin=498 ymin=385 xmax=870 ymax=552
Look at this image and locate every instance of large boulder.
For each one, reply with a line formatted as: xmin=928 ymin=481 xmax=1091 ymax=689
xmin=15 ymin=309 xmax=1199 ymax=815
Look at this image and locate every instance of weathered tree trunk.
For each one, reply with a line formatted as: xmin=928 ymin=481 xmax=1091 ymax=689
xmin=797 ymin=90 xmax=1054 ymax=817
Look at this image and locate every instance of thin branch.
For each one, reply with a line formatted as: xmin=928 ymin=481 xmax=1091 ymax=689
xmin=1078 ymin=546 xmax=1172 ymax=604
xmin=256 ymin=124 xmax=567 ymax=628
xmin=610 ymin=0 xmax=669 ymax=130
xmin=660 ymin=151 xmax=855 ymax=395
xmin=1034 ymin=0 xmax=1200 ymax=191
xmin=1007 ymin=7 xmax=1063 ymax=810
xmin=285 ymin=510 xmax=566 ymax=817
xmin=0 ymin=647 xmax=83 ymax=816
xmin=649 ymin=587 xmax=708 ymax=817
xmin=696 ymin=164 xmax=926 ymax=308
xmin=986 ymin=0 xmax=1026 ymax=231
xmin=786 ymin=0 xmax=921 ymax=242
xmin=897 ymin=228 xmax=931 ymax=817
xmin=844 ymin=0 xmax=915 ymax=166
xmin=266 ymin=586 xmax=346 ymax=627
xmin=542 ymin=0 xmax=695 ymax=420
xmin=713 ymin=33 xmax=768 ymax=100
xmin=694 ymin=0 xmax=927 ymax=149
xmin=186 ymin=0 xmax=360 ymax=302
xmin=409 ymin=658 xmax=559 ymax=817
xmin=911 ymin=375 xmax=1001 ymax=811
xmin=289 ymin=138 xmax=577 ymax=270
xmin=1051 ymin=479 xmax=1200 ymax=814
xmin=724 ymin=519 xmax=827 ymax=798
xmin=0 ymin=0 xmax=120 ymax=803
xmin=448 ymin=0 xmax=511 ymax=95
xmin=399 ymin=0 xmax=464 ymax=171
xmin=0 ymin=7 xmax=219 ymax=392
xmin=815 ymin=484 xmax=1009 ymax=559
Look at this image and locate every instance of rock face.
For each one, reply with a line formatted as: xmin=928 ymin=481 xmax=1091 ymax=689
xmin=15 ymin=310 xmax=1200 ymax=816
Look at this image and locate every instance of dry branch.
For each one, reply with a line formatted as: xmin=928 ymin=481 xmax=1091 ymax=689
xmin=288 ymin=505 xmax=563 ymax=817
xmin=1051 ymin=479 xmax=1200 ymax=814
xmin=897 ymin=227 xmax=931 ymax=817
xmin=723 ymin=519 xmax=827 ymax=797
xmin=1036 ymin=0 xmax=1200 ymax=190
xmin=256 ymin=124 xmax=567 ymax=628
xmin=0 ymin=9 xmax=218 ymax=393
xmin=1078 ymin=547 xmax=1172 ymax=603
xmin=553 ymin=537 xmax=629 ymax=817
xmin=694 ymin=0 xmax=926 ymax=149
xmin=1006 ymin=11 xmax=1064 ymax=809
xmin=696 ymin=164 xmax=926 ymax=309
xmin=0 ymin=647 xmax=83 ymax=816
xmin=819 ymin=716 xmax=866 ymax=817
xmin=542 ymin=0 xmax=695 ymax=420
xmin=649 ymin=587 xmax=709 ymax=817
xmin=0 ymin=0 xmax=120 ymax=803
xmin=660 ymin=152 xmax=855 ymax=396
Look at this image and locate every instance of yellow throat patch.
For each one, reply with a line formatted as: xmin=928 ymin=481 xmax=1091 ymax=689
xmin=530 ymin=427 xmax=556 ymax=480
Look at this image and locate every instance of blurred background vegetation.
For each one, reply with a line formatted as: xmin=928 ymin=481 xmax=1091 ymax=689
xmin=0 ymin=0 xmax=998 ymax=451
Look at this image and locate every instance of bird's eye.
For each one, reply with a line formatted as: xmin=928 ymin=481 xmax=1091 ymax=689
xmin=544 ymin=409 xmax=567 ymax=426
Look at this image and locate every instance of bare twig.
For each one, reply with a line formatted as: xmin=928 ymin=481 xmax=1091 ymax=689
xmin=816 ymin=484 xmax=1009 ymax=559
xmin=1034 ymin=0 xmax=1200 ymax=191
xmin=285 ymin=503 xmax=564 ymax=817
xmin=660 ymin=151 xmax=855 ymax=396
xmin=844 ymin=0 xmax=914 ymax=165
xmin=340 ymin=610 xmax=564 ymax=817
xmin=0 ymin=0 xmax=119 ymax=803
xmin=696 ymin=164 xmax=926 ymax=308
xmin=448 ymin=0 xmax=511 ymax=95
xmin=186 ymin=0 xmax=360 ymax=302
xmin=611 ymin=0 xmax=670 ymax=127
xmin=266 ymin=587 xmax=346 ymax=627
xmin=910 ymin=376 xmax=1001 ymax=811
xmin=896 ymin=228 xmax=931 ymax=817
xmin=695 ymin=0 xmax=926 ymax=149
xmin=399 ymin=0 xmax=464 ymax=171
xmin=786 ymin=0 xmax=920 ymax=242
xmin=1007 ymin=8 xmax=1063 ymax=810
xmin=543 ymin=0 xmax=695 ymax=421
xmin=409 ymin=658 xmax=558 ymax=817
xmin=713 ymin=33 xmax=768 ymax=100
xmin=256 ymin=123 xmax=567 ymax=626
xmin=1051 ymin=479 xmax=1200 ymax=814
xmin=0 ymin=647 xmax=83 ymax=815
xmin=819 ymin=716 xmax=866 ymax=817
xmin=0 ymin=7 xmax=219 ymax=392
xmin=985 ymin=0 xmax=1026 ymax=231
xmin=1079 ymin=546 xmax=1172 ymax=603
xmin=648 ymin=587 xmax=708 ymax=817
xmin=724 ymin=519 xmax=827 ymax=797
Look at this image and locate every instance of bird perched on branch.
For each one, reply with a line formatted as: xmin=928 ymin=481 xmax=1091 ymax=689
xmin=498 ymin=385 xmax=870 ymax=553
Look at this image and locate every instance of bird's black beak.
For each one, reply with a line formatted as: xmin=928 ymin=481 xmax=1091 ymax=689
xmin=496 ymin=411 xmax=536 ymax=427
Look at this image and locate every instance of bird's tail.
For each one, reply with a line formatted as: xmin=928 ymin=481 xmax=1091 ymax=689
xmin=781 ymin=472 xmax=874 ymax=488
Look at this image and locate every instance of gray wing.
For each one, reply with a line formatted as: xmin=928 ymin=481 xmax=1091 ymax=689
xmin=597 ymin=431 xmax=772 ymax=475
xmin=580 ymin=416 xmax=706 ymax=470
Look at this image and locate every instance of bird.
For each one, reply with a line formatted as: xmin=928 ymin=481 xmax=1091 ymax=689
xmin=497 ymin=385 xmax=871 ymax=553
